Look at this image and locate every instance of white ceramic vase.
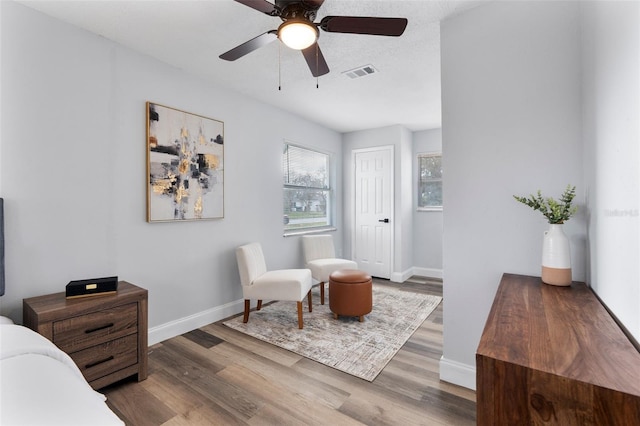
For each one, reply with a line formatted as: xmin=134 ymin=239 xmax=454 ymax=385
xmin=541 ymin=224 xmax=572 ymax=286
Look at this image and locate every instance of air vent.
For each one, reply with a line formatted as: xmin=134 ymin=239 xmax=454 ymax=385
xmin=342 ymin=64 xmax=378 ymax=79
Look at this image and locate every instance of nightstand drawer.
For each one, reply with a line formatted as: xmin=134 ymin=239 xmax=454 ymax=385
xmin=70 ymin=334 xmax=138 ymax=383
xmin=53 ymin=303 xmax=138 ymax=353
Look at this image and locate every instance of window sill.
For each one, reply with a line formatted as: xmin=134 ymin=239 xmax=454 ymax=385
xmin=283 ymin=227 xmax=337 ymax=237
xmin=417 ymin=207 xmax=443 ymax=212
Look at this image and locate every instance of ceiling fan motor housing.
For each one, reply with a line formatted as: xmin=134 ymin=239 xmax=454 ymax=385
xmin=276 ymin=0 xmax=320 ymax=22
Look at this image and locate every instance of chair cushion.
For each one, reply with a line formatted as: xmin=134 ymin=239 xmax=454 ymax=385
xmin=307 ymin=258 xmax=358 ymax=282
xmin=301 ymin=235 xmax=336 ymax=263
xmin=244 ymin=269 xmax=312 ymax=301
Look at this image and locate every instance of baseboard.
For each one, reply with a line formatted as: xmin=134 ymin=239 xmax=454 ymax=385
xmin=439 ymin=356 xmax=476 ymax=391
xmin=412 ymin=267 xmax=443 ymax=280
xmin=148 ymin=299 xmax=244 ymax=346
xmin=390 ymin=268 xmax=413 ymax=283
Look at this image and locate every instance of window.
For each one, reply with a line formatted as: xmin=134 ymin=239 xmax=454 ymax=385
xmin=282 ymin=143 xmax=333 ymax=232
xmin=418 ymin=153 xmax=442 ymax=210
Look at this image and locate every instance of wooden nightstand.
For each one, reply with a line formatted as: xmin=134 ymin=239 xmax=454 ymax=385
xmin=23 ymin=281 xmax=148 ymax=390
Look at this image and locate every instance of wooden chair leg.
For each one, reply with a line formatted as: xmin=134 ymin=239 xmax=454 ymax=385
xmin=243 ymin=300 xmax=250 ymax=323
xmin=320 ymin=282 xmax=325 ymax=305
xmin=257 ymin=300 xmax=262 ymax=311
xmin=297 ymin=301 xmax=303 ymax=329
xmin=307 ymin=290 xmax=313 ymax=312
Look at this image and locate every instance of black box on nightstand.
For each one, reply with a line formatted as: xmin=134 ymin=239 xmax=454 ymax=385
xmin=65 ymin=276 xmax=118 ymax=299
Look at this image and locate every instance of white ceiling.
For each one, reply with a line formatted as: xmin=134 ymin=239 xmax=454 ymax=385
xmin=18 ymin=0 xmax=484 ymax=133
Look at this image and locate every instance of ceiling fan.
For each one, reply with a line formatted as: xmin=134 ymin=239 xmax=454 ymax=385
xmin=219 ymin=0 xmax=408 ymax=77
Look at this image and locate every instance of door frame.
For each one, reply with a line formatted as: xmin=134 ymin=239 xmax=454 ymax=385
xmin=350 ymin=145 xmax=395 ymax=278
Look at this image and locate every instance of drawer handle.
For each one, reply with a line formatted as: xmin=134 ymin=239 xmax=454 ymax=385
xmin=85 ymin=323 xmax=114 ymax=334
xmin=85 ymin=356 xmax=114 ymax=369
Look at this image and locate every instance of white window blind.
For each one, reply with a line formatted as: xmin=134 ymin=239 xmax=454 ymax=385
xmin=283 ymin=143 xmax=332 ymax=232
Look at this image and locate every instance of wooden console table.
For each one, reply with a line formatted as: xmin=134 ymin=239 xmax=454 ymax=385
xmin=477 ymin=273 xmax=640 ymax=424
xmin=23 ymin=281 xmax=148 ymax=390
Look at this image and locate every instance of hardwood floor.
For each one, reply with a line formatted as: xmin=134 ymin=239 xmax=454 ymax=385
xmin=102 ymin=277 xmax=476 ymax=425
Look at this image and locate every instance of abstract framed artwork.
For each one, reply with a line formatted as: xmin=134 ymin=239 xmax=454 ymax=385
xmin=146 ymin=102 xmax=224 ymax=222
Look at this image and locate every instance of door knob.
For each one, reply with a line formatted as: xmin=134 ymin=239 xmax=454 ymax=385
xmin=378 ymin=218 xmax=390 ymax=223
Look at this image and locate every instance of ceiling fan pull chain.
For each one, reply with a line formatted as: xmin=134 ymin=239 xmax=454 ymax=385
xmin=278 ymin=42 xmax=282 ymax=91
xmin=316 ymin=44 xmax=319 ymax=89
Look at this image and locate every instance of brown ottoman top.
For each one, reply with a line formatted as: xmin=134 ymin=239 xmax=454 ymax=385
xmin=330 ymin=269 xmax=371 ymax=284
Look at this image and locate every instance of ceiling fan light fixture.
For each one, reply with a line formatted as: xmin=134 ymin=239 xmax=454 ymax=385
xmin=278 ymin=20 xmax=318 ymax=50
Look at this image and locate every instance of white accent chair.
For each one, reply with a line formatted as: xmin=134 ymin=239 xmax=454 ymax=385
xmin=236 ymin=242 xmax=313 ymax=329
xmin=301 ymin=235 xmax=358 ymax=305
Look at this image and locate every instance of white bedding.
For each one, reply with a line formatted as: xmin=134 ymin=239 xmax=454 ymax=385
xmin=0 ymin=322 xmax=124 ymax=425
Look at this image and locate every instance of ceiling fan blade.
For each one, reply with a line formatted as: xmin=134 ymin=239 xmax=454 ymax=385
xmin=301 ymin=43 xmax=330 ymax=77
xmin=219 ymin=31 xmax=278 ymax=61
xmin=320 ymin=16 xmax=408 ymax=36
xmin=233 ymin=0 xmax=278 ymax=16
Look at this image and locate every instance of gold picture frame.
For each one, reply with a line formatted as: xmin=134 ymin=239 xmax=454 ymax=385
xmin=146 ymin=102 xmax=224 ymax=222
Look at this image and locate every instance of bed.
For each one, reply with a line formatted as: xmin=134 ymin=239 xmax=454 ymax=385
xmin=0 ymin=317 xmax=124 ymax=425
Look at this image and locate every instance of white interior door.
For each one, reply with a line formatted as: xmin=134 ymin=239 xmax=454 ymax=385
xmin=353 ymin=146 xmax=393 ymax=279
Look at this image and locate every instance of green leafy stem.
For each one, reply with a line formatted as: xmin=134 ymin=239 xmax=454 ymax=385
xmin=513 ymin=184 xmax=577 ymax=224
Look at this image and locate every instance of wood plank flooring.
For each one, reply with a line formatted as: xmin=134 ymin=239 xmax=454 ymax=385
xmin=102 ymin=277 xmax=476 ymax=425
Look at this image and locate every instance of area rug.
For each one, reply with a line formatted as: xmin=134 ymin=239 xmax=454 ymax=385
xmin=223 ymin=284 xmax=442 ymax=381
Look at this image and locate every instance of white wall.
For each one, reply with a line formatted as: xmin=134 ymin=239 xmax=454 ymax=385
xmin=399 ymin=126 xmax=414 ymax=279
xmin=440 ymin=1 xmax=585 ymax=389
xmin=413 ymin=128 xmax=443 ymax=278
xmin=0 ymin=2 xmax=343 ymax=342
xmin=582 ymin=1 xmax=640 ymax=343
xmin=342 ymin=126 xmax=443 ymax=281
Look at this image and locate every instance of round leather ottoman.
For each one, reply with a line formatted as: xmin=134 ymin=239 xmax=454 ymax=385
xmin=329 ymin=269 xmax=372 ymax=322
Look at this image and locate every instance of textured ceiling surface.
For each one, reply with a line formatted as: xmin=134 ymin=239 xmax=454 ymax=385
xmin=19 ymin=0 xmax=484 ymax=133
